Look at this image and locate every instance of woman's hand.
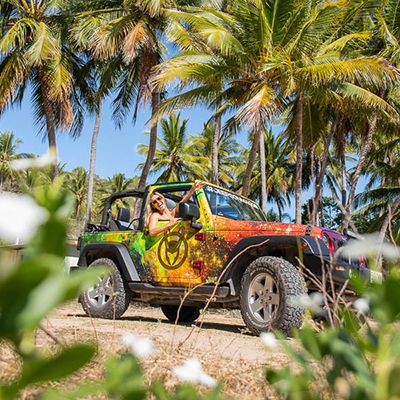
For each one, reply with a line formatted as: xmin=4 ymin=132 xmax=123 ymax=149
xmin=192 ymin=181 xmax=205 ymax=192
xmin=168 ymin=217 xmax=180 ymax=229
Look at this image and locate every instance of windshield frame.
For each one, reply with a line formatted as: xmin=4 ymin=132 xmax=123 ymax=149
xmin=203 ymin=185 xmax=266 ymax=222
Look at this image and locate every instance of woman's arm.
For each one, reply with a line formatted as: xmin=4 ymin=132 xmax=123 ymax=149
xmin=172 ymin=181 xmax=205 ymax=217
xmin=148 ymin=213 xmax=179 ymax=237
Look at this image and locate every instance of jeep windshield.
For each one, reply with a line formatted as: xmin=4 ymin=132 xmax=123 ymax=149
xmin=204 ymin=185 xmax=266 ymax=222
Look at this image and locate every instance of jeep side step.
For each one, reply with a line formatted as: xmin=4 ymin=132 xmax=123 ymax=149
xmin=128 ymin=283 xmax=230 ymax=298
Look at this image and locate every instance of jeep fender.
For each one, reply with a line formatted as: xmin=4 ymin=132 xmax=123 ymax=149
xmin=220 ymin=235 xmax=329 ymax=295
xmin=78 ymin=242 xmax=141 ymax=282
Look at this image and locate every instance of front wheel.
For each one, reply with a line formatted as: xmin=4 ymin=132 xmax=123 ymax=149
xmin=79 ymin=258 xmax=131 ymax=319
xmin=240 ymin=256 xmax=307 ymax=336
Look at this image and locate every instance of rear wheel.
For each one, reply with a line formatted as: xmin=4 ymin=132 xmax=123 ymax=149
xmin=240 ymin=256 xmax=307 ymax=336
xmin=80 ymin=258 xmax=131 ymax=319
xmin=161 ymin=305 xmax=200 ymax=323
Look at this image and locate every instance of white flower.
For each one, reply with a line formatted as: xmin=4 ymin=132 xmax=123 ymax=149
xmin=10 ymin=149 xmax=57 ymax=171
xmin=260 ymin=332 xmax=278 ymax=350
xmin=353 ymin=298 xmax=369 ymax=315
xmin=0 ymin=193 xmax=47 ymax=244
xmin=338 ymin=233 xmax=400 ymax=261
xmin=121 ymin=333 xmax=155 ymax=359
xmin=173 ymin=358 xmax=217 ymax=388
xmin=290 ymin=293 xmax=324 ymax=313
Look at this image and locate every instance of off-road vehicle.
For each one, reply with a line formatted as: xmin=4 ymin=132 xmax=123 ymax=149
xmin=76 ymin=182 xmax=372 ymax=335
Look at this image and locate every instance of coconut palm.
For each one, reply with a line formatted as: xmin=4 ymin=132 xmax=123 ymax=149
xmin=71 ymin=0 xmax=198 ymax=190
xmin=137 ymin=113 xmax=209 ymax=182
xmin=0 ymin=0 xmax=84 ymax=179
xmin=190 ymin=122 xmax=243 ymax=187
xmin=237 ymin=130 xmax=294 ymax=221
xmin=0 ymin=130 xmax=29 ymax=191
xmin=65 ymin=167 xmax=88 ymax=221
xmin=153 ymin=0 xmax=396 ymax=224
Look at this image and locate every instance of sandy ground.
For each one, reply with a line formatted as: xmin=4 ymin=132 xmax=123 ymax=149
xmin=0 ymin=302 xmax=300 ymax=399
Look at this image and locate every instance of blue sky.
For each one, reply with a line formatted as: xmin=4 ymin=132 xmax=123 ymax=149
xmin=0 ymin=87 xmax=215 ymax=179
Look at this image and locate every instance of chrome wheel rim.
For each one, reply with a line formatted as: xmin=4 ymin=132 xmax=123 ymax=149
xmin=87 ymin=274 xmax=114 ymax=307
xmin=248 ymin=272 xmax=279 ymax=323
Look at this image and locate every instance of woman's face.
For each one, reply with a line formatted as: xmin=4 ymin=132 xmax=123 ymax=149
xmin=150 ymin=193 xmax=166 ymax=212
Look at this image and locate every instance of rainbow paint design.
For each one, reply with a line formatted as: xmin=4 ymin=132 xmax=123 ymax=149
xmin=81 ymin=183 xmax=323 ymax=286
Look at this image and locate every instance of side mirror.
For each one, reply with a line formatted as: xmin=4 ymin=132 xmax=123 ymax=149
xmin=178 ymin=203 xmax=200 ymax=220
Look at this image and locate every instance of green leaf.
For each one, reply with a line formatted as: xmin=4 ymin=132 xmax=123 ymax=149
xmin=15 ymin=345 xmax=95 ymax=390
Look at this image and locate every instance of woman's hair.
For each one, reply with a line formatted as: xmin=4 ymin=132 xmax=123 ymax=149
xmin=146 ymin=191 xmax=164 ymax=225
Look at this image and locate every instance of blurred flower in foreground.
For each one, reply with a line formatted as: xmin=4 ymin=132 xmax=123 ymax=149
xmin=291 ymin=292 xmax=324 ymax=313
xmin=121 ymin=333 xmax=155 ymax=359
xmin=260 ymin=332 xmax=278 ymax=350
xmin=10 ymin=149 xmax=57 ymax=170
xmin=353 ymin=298 xmax=369 ymax=315
xmin=0 ymin=193 xmax=47 ymax=243
xmin=173 ymin=358 xmax=216 ymax=387
xmin=337 ymin=233 xmax=400 ymax=261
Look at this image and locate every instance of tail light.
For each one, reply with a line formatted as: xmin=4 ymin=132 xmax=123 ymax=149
xmin=322 ymin=233 xmax=335 ymax=254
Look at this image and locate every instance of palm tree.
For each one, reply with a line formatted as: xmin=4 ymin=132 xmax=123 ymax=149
xmin=0 ymin=0 xmax=82 ymax=179
xmin=137 ymin=114 xmax=209 ymax=182
xmin=72 ymin=0 xmax=197 ymax=190
xmin=354 ymin=136 xmax=400 ymax=239
xmin=65 ymin=167 xmax=88 ymax=222
xmin=190 ymin=122 xmax=242 ymax=187
xmin=238 ymin=130 xmax=294 ymax=221
xmin=153 ymin=0 xmax=395 ymax=224
xmin=98 ymin=173 xmax=137 ymax=214
xmin=0 ymin=130 xmax=28 ymax=191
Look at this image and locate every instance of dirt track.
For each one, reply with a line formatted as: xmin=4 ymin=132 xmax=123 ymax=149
xmin=1 ymin=302 xmax=298 ymax=399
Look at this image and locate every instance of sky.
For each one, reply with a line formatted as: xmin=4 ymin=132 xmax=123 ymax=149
xmin=0 ymin=87 xmax=215 ymax=179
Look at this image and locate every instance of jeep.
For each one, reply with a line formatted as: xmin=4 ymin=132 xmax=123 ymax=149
xmin=76 ymin=182 xmax=372 ymax=335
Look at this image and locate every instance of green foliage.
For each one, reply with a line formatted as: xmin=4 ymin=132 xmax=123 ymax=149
xmin=0 ymin=182 xmax=221 ymax=400
xmin=266 ymin=269 xmax=400 ymax=400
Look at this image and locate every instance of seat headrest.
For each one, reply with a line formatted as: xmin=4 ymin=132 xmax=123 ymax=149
xmin=117 ymin=207 xmax=130 ymax=223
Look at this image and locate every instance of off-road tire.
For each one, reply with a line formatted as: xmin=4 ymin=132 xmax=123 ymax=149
xmin=240 ymin=256 xmax=307 ymax=336
xmin=161 ymin=305 xmax=200 ymax=323
xmin=80 ymin=258 xmax=131 ymax=319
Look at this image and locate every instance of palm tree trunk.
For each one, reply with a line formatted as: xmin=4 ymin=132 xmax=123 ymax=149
xmin=39 ymin=72 xmax=58 ymax=180
xmin=242 ymin=129 xmax=262 ymax=197
xmin=295 ymin=93 xmax=304 ymax=224
xmin=342 ymin=115 xmax=377 ymax=230
xmin=378 ymin=196 xmax=400 ymax=244
xmin=311 ymin=124 xmax=334 ymax=225
xmin=85 ymin=100 xmax=102 ymax=227
xmin=211 ymin=104 xmax=221 ymax=185
xmin=139 ymin=92 xmax=159 ymax=190
xmin=341 ymin=151 xmax=347 ymax=207
xmin=259 ymin=129 xmax=268 ymax=214
xmin=277 ymin=202 xmax=282 ymax=222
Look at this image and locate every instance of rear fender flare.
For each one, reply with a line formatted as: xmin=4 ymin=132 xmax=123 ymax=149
xmin=78 ymin=242 xmax=140 ymax=282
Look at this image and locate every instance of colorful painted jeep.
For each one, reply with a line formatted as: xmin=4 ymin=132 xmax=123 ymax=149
xmin=76 ymin=182 xmax=369 ymax=335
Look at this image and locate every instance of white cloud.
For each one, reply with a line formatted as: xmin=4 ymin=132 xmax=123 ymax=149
xmin=0 ymin=193 xmax=47 ymax=244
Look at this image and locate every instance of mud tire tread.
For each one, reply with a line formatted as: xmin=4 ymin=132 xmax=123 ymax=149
xmin=80 ymin=258 xmax=131 ymax=319
xmin=240 ymin=256 xmax=307 ymax=336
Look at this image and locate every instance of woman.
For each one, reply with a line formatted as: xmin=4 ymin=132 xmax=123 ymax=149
xmin=148 ymin=181 xmax=204 ymax=237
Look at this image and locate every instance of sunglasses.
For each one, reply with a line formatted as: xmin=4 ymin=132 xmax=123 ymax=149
xmin=151 ymin=196 xmax=164 ymax=205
